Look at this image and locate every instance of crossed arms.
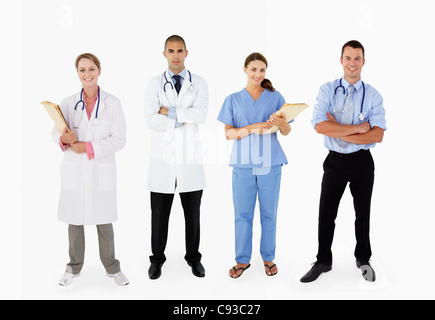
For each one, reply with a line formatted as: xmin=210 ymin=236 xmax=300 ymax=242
xmin=316 ymin=112 xmax=384 ymax=144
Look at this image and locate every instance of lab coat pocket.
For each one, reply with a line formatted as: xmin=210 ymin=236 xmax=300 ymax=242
xmin=93 ymin=120 xmax=111 ymax=140
xmin=98 ymin=163 xmax=117 ymax=191
xmin=181 ymin=92 xmax=195 ymax=108
xmin=60 ymin=161 xmax=77 ymax=190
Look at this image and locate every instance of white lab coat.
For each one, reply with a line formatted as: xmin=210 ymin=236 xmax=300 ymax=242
xmin=144 ymin=70 xmax=208 ymax=194
xmin=52 ymin=89 xmax=126 ymax=225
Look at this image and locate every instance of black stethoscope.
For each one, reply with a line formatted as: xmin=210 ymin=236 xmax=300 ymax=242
xmin=163 ymin=70 xmax=193 ymax=93
xmin=334 ymin=78 xmax=365 ymax=121
xmin=73 ymin=87 xmax=101 ymax=128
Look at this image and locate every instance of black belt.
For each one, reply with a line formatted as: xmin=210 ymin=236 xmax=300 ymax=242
xmin=329 ymin=149 xmax=370 ymax=157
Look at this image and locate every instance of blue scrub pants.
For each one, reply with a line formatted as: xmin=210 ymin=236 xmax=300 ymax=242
xmin=232 ymin=165 xmax=282 ymax=264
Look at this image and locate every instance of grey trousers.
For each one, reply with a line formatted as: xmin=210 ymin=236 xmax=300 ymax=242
xmin=67 ymin=224 xmax=121 ymax=275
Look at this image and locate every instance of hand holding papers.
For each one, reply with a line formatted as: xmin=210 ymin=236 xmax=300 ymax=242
xmin=41 ymin=101 xmax=69 ymax=133
xmin=265 ymin=103 xmax=309 ymax=134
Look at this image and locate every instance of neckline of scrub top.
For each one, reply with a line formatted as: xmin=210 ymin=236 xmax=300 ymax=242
xmin=243 ymin=88 xmax=267 ymax=105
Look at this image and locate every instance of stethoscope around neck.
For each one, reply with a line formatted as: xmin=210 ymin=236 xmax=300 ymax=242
xmin=73 ymin=87 xmax=101 ymax=128
xmin=334 ymin=78 xmax=365 ymax=121
xmin=163 ymin=70 xmax=193 ymax=93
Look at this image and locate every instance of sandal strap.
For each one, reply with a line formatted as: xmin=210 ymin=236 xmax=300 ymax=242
xmin=234 ymin=265 xmax=249 ymax=271
xmin=230 ymin=264 xmax=250 ymax=279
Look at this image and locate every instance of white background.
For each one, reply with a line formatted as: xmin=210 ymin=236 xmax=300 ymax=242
xmin=2 ymin=0 xmax=435 ymax=300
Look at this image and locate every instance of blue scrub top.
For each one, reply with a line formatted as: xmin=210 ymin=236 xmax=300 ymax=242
xmin=218 ymin=88 xmax=289 ymax=168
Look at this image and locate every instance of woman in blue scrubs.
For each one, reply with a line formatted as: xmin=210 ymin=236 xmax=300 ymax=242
xmin=218 ymin=52 xmax=292 ymax=278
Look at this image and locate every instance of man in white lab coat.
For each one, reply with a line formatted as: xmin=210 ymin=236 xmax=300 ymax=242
xmin=144 ymin=35 xmax=208 ymax=280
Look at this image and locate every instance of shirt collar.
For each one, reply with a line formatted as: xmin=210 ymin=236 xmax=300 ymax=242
xmin=342 ymin=78 xmax=363 ymax=92
xmin=168 ymin=68 xmax=186 ymax=80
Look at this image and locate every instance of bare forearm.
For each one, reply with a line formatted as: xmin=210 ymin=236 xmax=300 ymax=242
xmin=225 ymin=123 xmax=272 ymax=140
xmin=315 ymin=121 xmax=362 ymax=138
xmin=340 ymin=127 xmax=385 ymax=144
xmin=226 ymin=125 xmax=253 ymax=140
xmin=279 ymin=123 xmax=291 ymax=136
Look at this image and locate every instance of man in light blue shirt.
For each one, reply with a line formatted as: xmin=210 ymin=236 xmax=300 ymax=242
xmin=301 ymin=40 xmax=387 ymax=283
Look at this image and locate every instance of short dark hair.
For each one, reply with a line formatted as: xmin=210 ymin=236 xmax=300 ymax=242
xmin=341 ymin=40 xmax=365 ymax=58
xmin=164 ymin=35 xmax=187 ymax=51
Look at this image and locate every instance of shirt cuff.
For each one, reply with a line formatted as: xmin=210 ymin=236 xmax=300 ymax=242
xmin=59 ymin=136 xmax=68 ymax=151
xmin=85 ymin=142 xmax=95 ymax=160
xmin=167 ymin=107 xmax=183 ymax=128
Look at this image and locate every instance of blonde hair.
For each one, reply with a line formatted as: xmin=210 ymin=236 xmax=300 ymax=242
xmin=75 ymin=53 xmax=101 ymax=70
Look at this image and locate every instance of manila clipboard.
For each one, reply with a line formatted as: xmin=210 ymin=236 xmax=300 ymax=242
xmin=41 ymin=101 xmax=70 ymax=133
xmin=264 ymin=103 xmax=309 ymax=134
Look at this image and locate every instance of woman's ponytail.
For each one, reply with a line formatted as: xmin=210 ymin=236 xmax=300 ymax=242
xmin=261 ymin=78 xmax=275 ymax=92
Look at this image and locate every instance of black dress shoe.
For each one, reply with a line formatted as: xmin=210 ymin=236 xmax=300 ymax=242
xmin=300 ymin=263 xmax=332 ymax=283
xmin=188 ymin=261 xmax=205 ymax=278
xmin=148 ymin=263 xmax=163 ymax=280
xmin=356 ymin=260 xmax=376 ymax=282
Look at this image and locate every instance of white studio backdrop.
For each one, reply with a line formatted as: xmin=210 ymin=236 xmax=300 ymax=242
xmin=3 ymin=0 xmax=434 ymax=299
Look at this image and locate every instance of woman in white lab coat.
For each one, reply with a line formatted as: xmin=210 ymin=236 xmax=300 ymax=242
xmin=52 ymin=53 xmax=129 ymax=286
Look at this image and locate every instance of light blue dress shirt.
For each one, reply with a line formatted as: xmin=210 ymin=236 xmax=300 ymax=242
xmin=167 ymin=68 xmax=187 ymax=128
xmin=311 ymin=78 xmax=387 ymax=154
xmin=218 ymin=89 xmax=289 ymax=168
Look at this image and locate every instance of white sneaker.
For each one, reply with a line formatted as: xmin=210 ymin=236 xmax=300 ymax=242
xmin=58 ymin=272 xmax=80 ymax=286
xmin=107 ymin=271 xmax=129 ymax=286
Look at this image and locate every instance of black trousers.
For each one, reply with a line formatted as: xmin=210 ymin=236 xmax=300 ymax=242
xmin=150 ymin=190 xmax=203 ymax=264
xmin=316 ymin=149 xmax=375 ymax=266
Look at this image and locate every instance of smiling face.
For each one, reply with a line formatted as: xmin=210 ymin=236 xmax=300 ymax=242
xmin=341 ymin=46 xmax=365 ymax=84
xmin=164 ymin=41 xmax=188 ymax=74
xmin=77 ymin=58 xmax=100 ymax=88
xmin=244 ymin=60 xmax=267 ymax=88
